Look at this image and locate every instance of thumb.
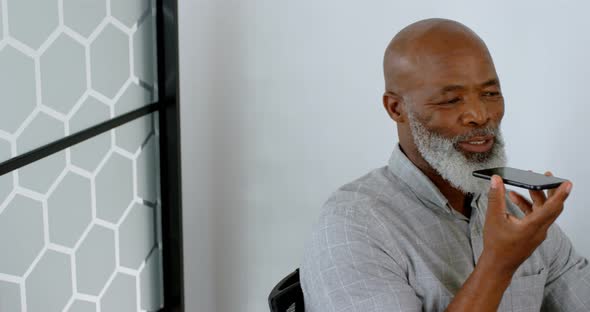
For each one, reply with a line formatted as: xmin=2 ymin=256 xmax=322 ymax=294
xmin=487 ymin=175 xmax=506 ymax=217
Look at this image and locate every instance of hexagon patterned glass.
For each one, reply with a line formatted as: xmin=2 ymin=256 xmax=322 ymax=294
xmin=0 ymin=0 xmax=157 ymax=156
xmin=0 ymin=1 xmax=163 ymax=311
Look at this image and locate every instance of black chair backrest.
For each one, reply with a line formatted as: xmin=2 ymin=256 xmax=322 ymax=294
xmin=268 ymin=268 xmax=304 ymax=312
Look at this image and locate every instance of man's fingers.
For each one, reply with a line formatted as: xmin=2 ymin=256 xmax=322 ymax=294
xmin=509 ymin=191 xmax=533 ymax=216
xmin=545 ymin=181 xmax=573 ymax=207
xmin=529 ymin=189 xmax=546 ymax=206
xmin=528 ymin=181 xmax=572 ymax=226
xmin=524 ymin=170 xmax=546 ymax=206
xmin=487 ymin=175 xmax=507 ymax=217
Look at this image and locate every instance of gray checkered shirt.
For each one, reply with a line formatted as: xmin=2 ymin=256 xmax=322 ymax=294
xmin=301 ymin=145 xmax=590 ymax=311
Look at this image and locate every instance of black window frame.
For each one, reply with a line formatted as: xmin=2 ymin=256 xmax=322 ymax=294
xmin=156 ymin=0 xmax=184 ymax=311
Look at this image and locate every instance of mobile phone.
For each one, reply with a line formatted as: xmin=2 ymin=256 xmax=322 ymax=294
xmin=472 ymin=167 xmax=567 ymax=190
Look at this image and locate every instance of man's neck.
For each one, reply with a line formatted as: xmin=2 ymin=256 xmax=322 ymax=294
xmin=399 ymin=143 xmax=472 ymax=217
xmin=428 ymin=173 xmax=472 ymax=217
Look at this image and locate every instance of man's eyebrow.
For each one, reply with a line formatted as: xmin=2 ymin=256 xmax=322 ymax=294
xmin=439 ymin=79 xmax=499 ymax=93
xmin=481 ymin=79 xmax=499 ymax=87
xmin=440 ymin=85 xmax=465 ymax=93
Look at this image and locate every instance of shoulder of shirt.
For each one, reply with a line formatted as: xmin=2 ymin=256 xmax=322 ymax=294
xmin=319 ymin=165 xmax=408 ymax=220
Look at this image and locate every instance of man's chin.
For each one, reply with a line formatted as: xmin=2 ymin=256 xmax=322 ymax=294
xmin=455 ymin=146 xmax=496 ymax=164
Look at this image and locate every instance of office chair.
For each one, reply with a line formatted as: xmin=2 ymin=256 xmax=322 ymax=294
xmin=268 ymin=268 xmax=304 ymax=312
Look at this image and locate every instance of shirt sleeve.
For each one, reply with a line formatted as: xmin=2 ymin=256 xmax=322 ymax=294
xmin=541 ymin=223 xmax=590 ymax=311
xmin=300 ymin=202 xmax=422 ymax=312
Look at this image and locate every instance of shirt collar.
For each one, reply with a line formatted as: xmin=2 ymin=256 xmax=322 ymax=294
xmin=387 ymin=144 xmax=453 ymax=214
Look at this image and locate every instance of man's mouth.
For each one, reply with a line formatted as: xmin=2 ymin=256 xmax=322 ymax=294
xmin=456 ymin=136 xmax=494 ymax=153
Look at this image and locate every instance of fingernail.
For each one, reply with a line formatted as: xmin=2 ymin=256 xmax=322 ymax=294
xmin=491 ymin=176 xmax=498 ymax=189
xmin=566 ymin=182 xmax=572 ymax=194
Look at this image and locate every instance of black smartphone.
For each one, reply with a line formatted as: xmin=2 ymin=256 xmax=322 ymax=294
xmin=472 ymin=167 xmax=567 ymax=190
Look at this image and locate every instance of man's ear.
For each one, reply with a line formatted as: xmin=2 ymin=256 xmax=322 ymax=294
xmin=383 ymin=91 xmax=405 ymax=123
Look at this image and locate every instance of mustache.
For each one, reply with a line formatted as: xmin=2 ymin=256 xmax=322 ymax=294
xmin=451 ymin=126 xmax=502 ymax=145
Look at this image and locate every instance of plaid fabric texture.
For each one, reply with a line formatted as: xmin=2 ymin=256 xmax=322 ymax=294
xmin=301 ymin=145 xmax=590 ymax=311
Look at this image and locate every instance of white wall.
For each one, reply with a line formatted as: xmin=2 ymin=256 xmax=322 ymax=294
xmin=178 ymin=1 xmax=590 ymax=311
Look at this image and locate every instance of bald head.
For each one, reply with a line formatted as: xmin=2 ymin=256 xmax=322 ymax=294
xmin=383 ymin=18 xmax=493 ymax=95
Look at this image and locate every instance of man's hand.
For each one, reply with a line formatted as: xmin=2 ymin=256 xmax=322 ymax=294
xmin=481 ymin=172 xmax=573 ymax=277
xmin=445 ymin=172 xmax=572 ymax=312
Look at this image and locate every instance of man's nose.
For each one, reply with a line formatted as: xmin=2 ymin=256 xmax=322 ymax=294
xmin=461 ymin=97 xmax=489 ymax=126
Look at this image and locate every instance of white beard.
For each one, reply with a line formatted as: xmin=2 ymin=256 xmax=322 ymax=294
xmin=407 ymin=111 xmax=507 ymax=195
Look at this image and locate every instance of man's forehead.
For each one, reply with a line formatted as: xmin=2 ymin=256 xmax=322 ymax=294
xmin=405 ymin=26 xmax=494 ymax=69
xmin=417 ymin=47 xmax=495 ymax=74
xmin=398 ymin=44 xmax=498 ymax=92
xmin=384 ymin=19 xmax=497 ymax=93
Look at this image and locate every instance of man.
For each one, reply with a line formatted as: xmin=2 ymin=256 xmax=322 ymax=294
xmin=300 ymin=18 xmax=590 ymax=311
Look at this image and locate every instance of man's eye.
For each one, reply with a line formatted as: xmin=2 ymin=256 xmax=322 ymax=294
xmin=444 ymin=98 xmax=461 ymax=104
xmin=483 ymin=91 xmax=501 ymax=97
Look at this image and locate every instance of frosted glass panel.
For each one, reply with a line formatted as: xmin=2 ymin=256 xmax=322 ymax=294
xmin=0 ymin=0 xmax=164 ymax=311
xmin=0 ymin=0 xmax=158 ymax=158
xmin=0 ymin=112 xmax=163 ymax=312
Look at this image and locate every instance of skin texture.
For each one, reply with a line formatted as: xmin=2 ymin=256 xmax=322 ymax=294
xmin=382 ymin=18 xmax=573 ymax=311
xmin=383 ymin=18 xmax=504 ymax=215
